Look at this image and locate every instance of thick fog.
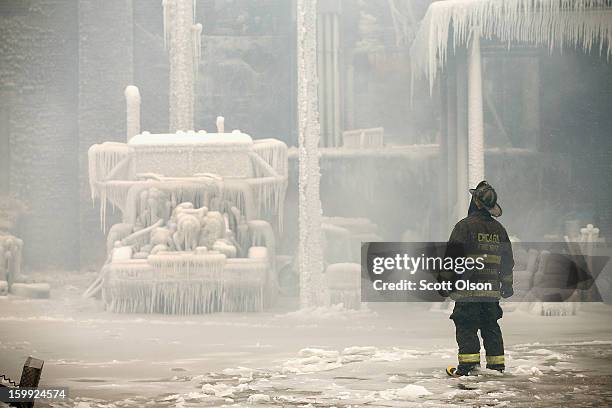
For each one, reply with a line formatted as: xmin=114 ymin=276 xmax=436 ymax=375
xmin=1 ymin=1 xmax=612 ymax=407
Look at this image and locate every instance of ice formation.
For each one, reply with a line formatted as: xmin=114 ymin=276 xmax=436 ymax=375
xmin=0 ymin=234 xmax=23 ymax=289
xmin=410 ymin=0 xmax=612 ymax=92
xmin=87 ymin=142 xmax=131 ymax=228
xmin=98 ymin=199 xmax=276 ymax=314
xmin=297 ymin=0 xmax=328 ymax=308
xmin=0 ymin=196 xmax=25 ymax=292
xmin=84 ymin=0 xmax=294 ymax=314
xmin=124 ymin=85 xmax=141 ymax=141
xmin=467 ymin=28 xmax=484 ymax=187
xmin=88 ymin=133 xmax=288 ymax=231
xmin=87 ymin=130 xmax=288 ymax=313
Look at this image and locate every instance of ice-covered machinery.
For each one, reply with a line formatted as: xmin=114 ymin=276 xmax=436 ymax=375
xmin=87 ymin=130 xmax=288 ymax=313
xmin=0 ymin=233 xmax=23 ymax=295
xmin=89 ymin=131 xmax=288 ymax=229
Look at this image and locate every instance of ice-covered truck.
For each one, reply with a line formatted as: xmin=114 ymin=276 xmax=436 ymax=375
xmin=86 ymin=130 xmax=288 ymax=314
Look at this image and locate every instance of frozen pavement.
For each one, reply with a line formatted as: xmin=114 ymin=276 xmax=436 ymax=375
xmin=0 ymin=272 xmax=611 ymax=407
xmin=15 ymin=341 xmax=612 ymax=407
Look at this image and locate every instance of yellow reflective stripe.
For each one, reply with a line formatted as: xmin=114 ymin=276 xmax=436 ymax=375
xmin=486 ymin=355 xmax=505 ymax=365
xmin=483 ymin=254 xmax=501 ymax=264
xmin=466 ymin=254 xmax=501 ymax=264
xmin=458 ymin=353 xmax=481 ymax=363
xmin=465 ymin=254 xmax=484 ymax=263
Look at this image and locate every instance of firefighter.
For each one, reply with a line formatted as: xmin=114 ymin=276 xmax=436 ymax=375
xmin=441 ymin=181 xmax=514 ymax=377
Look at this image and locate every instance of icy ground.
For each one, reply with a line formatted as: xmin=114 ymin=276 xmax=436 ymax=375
xmin=1 ymin=272 xmax=612 ymax=407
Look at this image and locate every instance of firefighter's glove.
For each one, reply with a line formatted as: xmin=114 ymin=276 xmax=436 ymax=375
xmin=501 ymin=284 xmax=514 ymax=299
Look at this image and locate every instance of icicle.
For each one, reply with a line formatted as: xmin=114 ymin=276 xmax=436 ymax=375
xmin=247 ymin=151 xmax=287 ymax=228
xmin=223 ymin=258 xmax=268 ymax=311
xmin=87 ymin=143 xmax=130 ymax=202
xmin=252 ymin=138 xmax=289 ymax=177
xmin=103 ymin=251 xmax=270 ymax=314
xmin=123 ymin=180 xmax=222 ymax=225
xmin=411 ymin=0 xmax=612 ymax=93
xmin=221 ymin=179 xmax=255 ymax=221
xmin=248 ymin=229 xmax=277 ymax=306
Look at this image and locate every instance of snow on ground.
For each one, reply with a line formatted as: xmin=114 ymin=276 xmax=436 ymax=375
xmin=1 ymin=271 xmax=612 ymax=407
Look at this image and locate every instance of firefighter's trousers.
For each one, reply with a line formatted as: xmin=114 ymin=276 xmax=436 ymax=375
xmin=451 ymin=302 xmax=505 ymax=374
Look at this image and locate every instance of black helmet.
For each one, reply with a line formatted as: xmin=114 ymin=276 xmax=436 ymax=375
xmin=469 ymin=181 xmax=502 ymax=217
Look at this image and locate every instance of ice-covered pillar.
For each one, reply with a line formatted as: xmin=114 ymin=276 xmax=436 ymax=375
xmin=163 ymin=0 xmax=200 ymax=132
xmin=456 ymin=48 xmax=470 ymax=219
xmin=297 ymin=0 xmax=329 ymax=308
xmin=467 ymin=27 xmax=484 ymax=188
xmin=124 ymin=85 xmax=141 ymax=141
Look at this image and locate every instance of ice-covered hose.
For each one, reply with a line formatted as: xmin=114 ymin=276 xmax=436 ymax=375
xmin=83 ymin=220 xmax=164 ymax=299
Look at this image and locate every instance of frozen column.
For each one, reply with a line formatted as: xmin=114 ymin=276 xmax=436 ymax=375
xmin=297 ymin=0 xmax=329 ymax=308
xmin=124 ymin=85 xmax=141 ymax=141
xmin=467 ymin=27 xmax=484 ymax=188
xmin=456 ymin=49 xmax=469 ymax=219
xmin=163 ymin=0 xmax=200 ymax=132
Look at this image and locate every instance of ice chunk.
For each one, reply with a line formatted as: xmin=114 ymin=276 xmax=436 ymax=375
xmin=342 ymin=346 xmax=378 ymax=356
xmin=396 ymin=384 xmax=432 ymax=398
xmin=201 ymin=383 xmax=234 ymax=397
xmin=379 ymin=384 xmax=432 ymax=400
xmin=298 ymin=348 xmax=340 ymax=359
xmin=247 ymin=394 xmax=271 ymax=404
xmin=111 ymin=246 xmax=133 ymax=262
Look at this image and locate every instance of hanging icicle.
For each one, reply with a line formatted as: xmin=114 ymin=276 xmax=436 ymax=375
xmin=411 ymin=0 xmax=612 ymax=92
xmin=87 ymin=143 xmax=130 ymax=202
xmin=102 ymin=252 xmax=270 ymax=314
xmin=252 ymin=139 xmax=289 ymax=177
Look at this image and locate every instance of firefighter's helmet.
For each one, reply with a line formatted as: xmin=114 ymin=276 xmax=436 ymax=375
xmin=469 ymin=180 xmax=502 ymax=217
